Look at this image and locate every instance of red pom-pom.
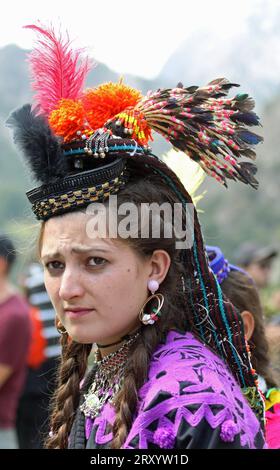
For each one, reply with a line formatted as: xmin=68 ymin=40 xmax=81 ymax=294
xmin=82 ymin=82 xmax=142 ymax=130
xmin=49 ymin=99 xmax=86 ymax=141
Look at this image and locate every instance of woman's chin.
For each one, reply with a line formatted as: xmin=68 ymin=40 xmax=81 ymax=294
xmin=67 ymin=324 xmax=130 ymax=345
xmin=68 ymin=328 xmax=95 ymax=344
xmin=68 ymin=327 xmax=111 ymax=344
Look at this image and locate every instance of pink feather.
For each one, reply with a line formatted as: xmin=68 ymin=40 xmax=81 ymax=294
xmin=24 ymin=24 xmax=93 ymax=116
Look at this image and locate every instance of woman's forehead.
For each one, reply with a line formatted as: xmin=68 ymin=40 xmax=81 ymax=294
xmin=41 ymin=214 xmax=126 ymax=258
xmin=44 ymin=211 xmax=102 ymax=239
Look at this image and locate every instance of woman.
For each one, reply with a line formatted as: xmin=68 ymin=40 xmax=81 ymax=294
xmin=207 ymin=245 xmax=280 ymax=449
xmin=8 ymin=24 xmax=265 ymax=449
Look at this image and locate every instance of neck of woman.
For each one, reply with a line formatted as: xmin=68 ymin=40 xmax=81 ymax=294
xmin=97 ymin=338 xmax=127 ymax=359
xmin=96 ymin=326 xmax=141 ymax=359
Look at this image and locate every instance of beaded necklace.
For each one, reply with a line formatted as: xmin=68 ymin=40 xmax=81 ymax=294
xmin=80 ymin=331 xmax=140 ymax=419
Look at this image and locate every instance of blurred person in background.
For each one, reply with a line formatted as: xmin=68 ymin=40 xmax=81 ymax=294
xmin=0 ymin=234 xmax=31 ymax=449
xmin=266 ymin=316 xmax=280 ymax=389
xmin=265 ymin=289 xmax=280 ymax=319
xmin=16 ymin=262 xmax=60 ymax=448
xmin=207 ymin=245 xmax=280 ymax=449
xmin=234 ymin=242 xmax=278 ymax=289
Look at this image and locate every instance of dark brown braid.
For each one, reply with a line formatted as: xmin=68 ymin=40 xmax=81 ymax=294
xmin=221 ymin=270 xmax=278 ymax=389
xmin=111 ymin=327 xmax=159 ymax=448
xmin=45 ymin=334 xmax=92 ymax=448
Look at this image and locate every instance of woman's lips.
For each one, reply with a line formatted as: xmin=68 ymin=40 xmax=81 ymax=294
xmin=64 ymin=308 xmax=94 ymax=319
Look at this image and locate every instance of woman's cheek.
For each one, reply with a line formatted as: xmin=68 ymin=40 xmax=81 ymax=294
xmin=45 ymin=276 xmax=61 ymax=307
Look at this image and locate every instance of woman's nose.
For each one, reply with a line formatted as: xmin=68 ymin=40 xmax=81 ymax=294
xmin=58 ymin=268 xmax=85 ymax=300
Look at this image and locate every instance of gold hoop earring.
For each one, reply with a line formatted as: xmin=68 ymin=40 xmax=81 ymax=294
xmin=56 ymin=320 xmax=68 ymax=335
xmin=139 ymin=293 xmax=165 ymax=326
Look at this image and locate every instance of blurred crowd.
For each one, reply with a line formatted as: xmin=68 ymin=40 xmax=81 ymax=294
xmin=0 ymin=234 xmax=60 ymax=449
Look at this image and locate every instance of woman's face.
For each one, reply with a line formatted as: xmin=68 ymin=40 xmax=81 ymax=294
xmin=40 ymin=211 xmax=153 ymax=344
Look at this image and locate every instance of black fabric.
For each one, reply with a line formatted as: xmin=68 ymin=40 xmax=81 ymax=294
xmin=68 ymin=406 xmax=86 ymax=450
xmin=16 ymin=357 xmax=58 ymax=449
xmin=174 ymin=416 xmax=265 ymax=449
xmin=68 ymin=365 xmax=97 ymax=449
xmin=175 ymin=417 xmax=243 ymax=449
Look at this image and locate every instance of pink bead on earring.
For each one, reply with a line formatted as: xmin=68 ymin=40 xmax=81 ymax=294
xmin=148 ymin=279 xmax=159 ymax=294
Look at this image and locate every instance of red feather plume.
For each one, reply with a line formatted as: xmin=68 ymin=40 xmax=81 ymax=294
xmin=24 ymin=24 xmax=93 ymax=117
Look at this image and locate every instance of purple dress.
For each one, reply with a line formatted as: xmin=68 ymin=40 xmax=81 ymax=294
xmin=69 ymin=330 xmax=265 ymax=449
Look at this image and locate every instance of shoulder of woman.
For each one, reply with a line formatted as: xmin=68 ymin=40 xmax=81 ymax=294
xmin=126 ymin=330 xmax=263 ymax=449
xmin=142 ymin=330 xmax=236 ymax=397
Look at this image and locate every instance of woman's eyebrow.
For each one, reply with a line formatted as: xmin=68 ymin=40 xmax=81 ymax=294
xmin=41 ymin=246 xmax=110 ymax=260
xmin=71 ymin=246 xmax=110 ymax=254
xmin=41 ymin=252 xmax=61 ymax=262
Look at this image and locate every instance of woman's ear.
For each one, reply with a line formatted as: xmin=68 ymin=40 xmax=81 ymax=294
xmin=241 ymin=310 xmax=255 ymax=341
xmin=148 ymin=250 xmax=171 ymax=287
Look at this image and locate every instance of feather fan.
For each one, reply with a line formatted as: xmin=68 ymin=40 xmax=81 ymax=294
xmin=24 ymin=24 xmax=93 ymax=117
xmin=6 ymin=104 xmax=66 ymax=184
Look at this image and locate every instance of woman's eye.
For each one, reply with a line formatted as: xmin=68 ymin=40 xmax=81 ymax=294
xmin=88 ymin=257 xmax=107 ymax=267
xmin=45 ymin=261 xmax=64 ymax=271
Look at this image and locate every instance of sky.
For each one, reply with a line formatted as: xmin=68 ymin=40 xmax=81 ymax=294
xmin=0 ymin=0 xmax=272 ymax=79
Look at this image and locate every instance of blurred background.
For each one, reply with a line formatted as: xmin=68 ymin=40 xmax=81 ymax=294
xmin=0 ymin=0 xmax=279 ymax=305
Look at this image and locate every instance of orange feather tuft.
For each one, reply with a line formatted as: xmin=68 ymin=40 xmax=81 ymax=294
xmin=82 ymin=82 xmax=142 ymax=130
xmin=49 ymin=99 xmax=86 ymax=142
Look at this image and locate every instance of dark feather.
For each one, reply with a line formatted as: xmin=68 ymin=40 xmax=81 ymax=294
xmin=237 ymin=130 xmax=263 ymax=145
xmin=208 ymin=78 xmax=239 ymax=88
xmin=239 ymin=148 xmax=257 ymax=160
xmin=236 ymin=162 xmax=259 ymax=189
xmin=233 ymin=95 xmax=255 ymax=112
xmin=232 ymin=112 xmax=261 ymax=126
xmin=239 ymin=161 xmax=258 ymax=176
xmin=6 ymin=104 xmax=66 ymax=184
xmin=185 ymin=85 xmax=199 ymax=93
xmin=137 ymin=77 xmax=262 ymax=188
